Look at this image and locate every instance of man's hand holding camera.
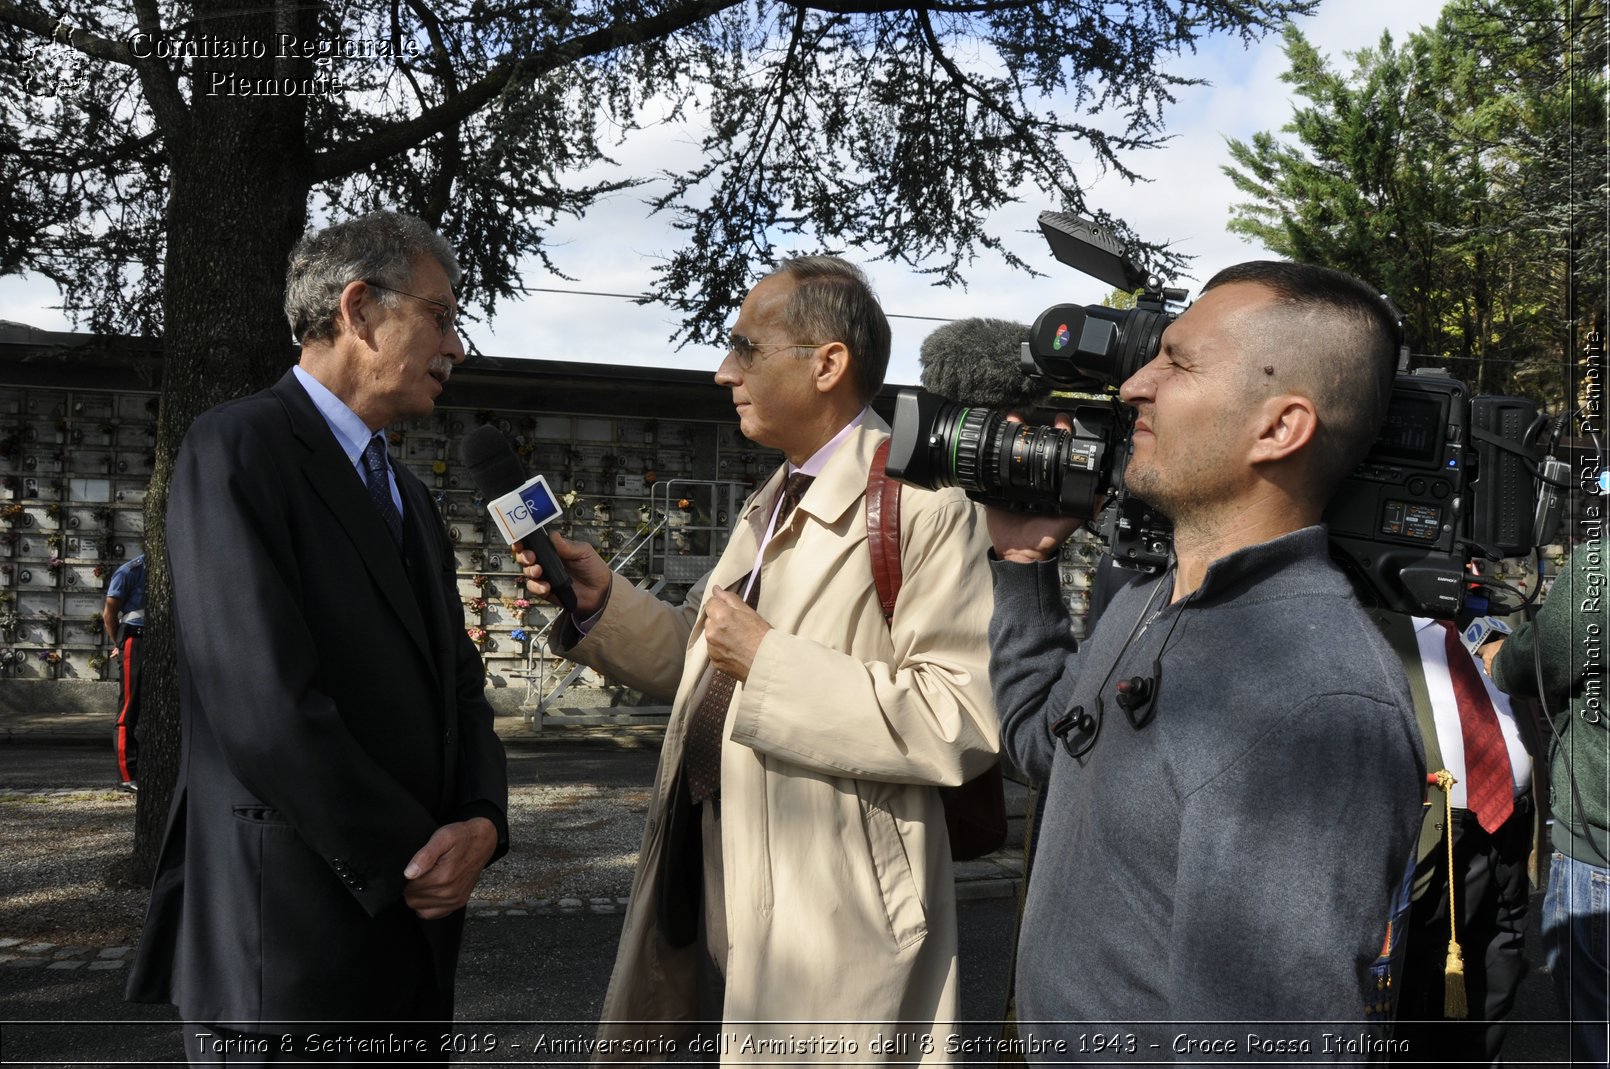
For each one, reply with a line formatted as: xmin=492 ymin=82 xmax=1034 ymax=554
xmin=986 ymin=412 xmax=1088 ymax=564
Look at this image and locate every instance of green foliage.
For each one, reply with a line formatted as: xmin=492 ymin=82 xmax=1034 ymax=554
xmin=1222 ymin=0 xmax=1607 ymax=405
xmin=1100 ymin=287 xmax=1139 ymax=310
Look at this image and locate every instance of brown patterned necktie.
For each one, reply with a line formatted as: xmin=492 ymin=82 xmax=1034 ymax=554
xmin=683 ymin=473 xmax=814 ymax=804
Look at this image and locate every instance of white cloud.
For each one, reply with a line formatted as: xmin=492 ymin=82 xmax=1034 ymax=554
xmin=0 ymin=0 xmax=1449 ymax=388
xmin=0 ymin=274 xmax=72 ymax=331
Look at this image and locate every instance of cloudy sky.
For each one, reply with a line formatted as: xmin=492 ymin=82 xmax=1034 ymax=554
xmin=0 ymin=0 xmax=1449 ymax=387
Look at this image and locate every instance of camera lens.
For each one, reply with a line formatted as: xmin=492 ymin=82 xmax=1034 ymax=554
xmin=1000 ymin=421 xmax=1072 ymax=496
xmin=932 ymin=406 xmax=993 ymax=489
xmin=920 ymin=403 xmax=1018 ymax=496
xmin=887 ymin=389 xmax=1115 ymax=517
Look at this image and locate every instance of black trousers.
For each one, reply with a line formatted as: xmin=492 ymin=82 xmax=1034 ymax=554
xmin=181 ymin=944 xmax=453 ymax=1066
xmin=1395 ymin=801 xmax=1533 ymax=1066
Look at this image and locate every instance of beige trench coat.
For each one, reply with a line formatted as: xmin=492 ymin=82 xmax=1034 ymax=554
xmin=561 ymin=417 xmax=999 ymax=1064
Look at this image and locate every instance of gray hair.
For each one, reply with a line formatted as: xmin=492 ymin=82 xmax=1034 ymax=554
xmin=285 ymin=211 xmax=460 ymax=345
xmin=766 ymin=255 xmax=891 ymax=403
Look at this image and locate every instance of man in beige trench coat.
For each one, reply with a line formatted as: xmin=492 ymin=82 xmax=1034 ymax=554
xmin=517 ymin=255 xmax=998 ymax=1063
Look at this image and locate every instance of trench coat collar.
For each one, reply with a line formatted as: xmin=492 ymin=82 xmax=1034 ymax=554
xmin=739 ymin=412 xmax=891 ymax=532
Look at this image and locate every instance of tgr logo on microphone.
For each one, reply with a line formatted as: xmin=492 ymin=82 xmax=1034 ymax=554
xmin=486 ymin=475 xmax=563 ymax=543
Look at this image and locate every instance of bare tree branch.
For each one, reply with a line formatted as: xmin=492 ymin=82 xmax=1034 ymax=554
xmin=0 ymin=0 xmax=135 ymax=63
xmin=311 ymin=0 xmax=939 ymax=181
xmin=127 ymin=0 xmax=189 ymax=134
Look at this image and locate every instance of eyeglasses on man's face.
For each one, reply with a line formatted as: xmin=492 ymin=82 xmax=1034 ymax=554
xmin=725 ymin=333 xmax=828 ymax=371
xmin=365 ymin=281 xmax=459 ymax=338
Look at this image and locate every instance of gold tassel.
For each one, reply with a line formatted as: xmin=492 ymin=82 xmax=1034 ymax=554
xmin=1433 ymin=769 xmax=1470 ymax=1019
xmin=1444 ymin=939 xmax=1468 ymax=1018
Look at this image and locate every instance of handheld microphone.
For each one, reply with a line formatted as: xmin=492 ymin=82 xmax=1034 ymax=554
xmin=918 ymin=317 xmax=1051 ymax=410
xmin=458 ymin=425 xmax=578 ymax=615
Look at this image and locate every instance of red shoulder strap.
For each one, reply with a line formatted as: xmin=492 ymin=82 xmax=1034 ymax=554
xmin=867 ymin=439 xmax=903 ymax=626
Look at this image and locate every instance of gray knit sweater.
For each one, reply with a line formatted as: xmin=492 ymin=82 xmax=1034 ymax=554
xmin=990 ymin=526 xmax=1424 ymax=1057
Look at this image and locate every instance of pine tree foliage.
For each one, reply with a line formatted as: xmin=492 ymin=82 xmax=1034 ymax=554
xmin=1223 ymin=0 xmax=1607 ymax=402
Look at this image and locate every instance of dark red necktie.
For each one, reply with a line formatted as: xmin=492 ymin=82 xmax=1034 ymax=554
xmin=1440 ymin=621 xmax=1514 ymax=833
xmin=683 ymin=473 xmax=814 ymax=804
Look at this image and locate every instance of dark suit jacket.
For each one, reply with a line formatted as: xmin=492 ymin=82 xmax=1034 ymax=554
xmin=126 ymin=370 xmax=508 ymax=1026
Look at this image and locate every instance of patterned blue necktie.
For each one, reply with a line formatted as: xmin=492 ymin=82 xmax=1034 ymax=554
xmin=361 ymin=434 xmax=404 ymax=550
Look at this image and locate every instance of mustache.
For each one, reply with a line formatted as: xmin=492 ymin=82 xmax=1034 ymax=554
xmin=429 ymin=357 xmax=453 ymax=382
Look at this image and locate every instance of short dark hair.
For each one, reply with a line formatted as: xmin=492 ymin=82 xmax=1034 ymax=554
xmin=1203 ymin=260 xmax=1400 ymax=499
xmin=767 ymin=256 xmax=891 ymax=403
xmin=285 ymin=211 xmax=460 ymax=345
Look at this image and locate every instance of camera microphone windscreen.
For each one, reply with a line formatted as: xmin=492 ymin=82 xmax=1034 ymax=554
xmin=919 ymin=317 xmax=1051 ymax=412
xmin=459 ymin=425 xmax=578 ymax=615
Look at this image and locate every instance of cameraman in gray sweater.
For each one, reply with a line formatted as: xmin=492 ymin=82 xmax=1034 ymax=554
xmin=986 ymin=261 xmax=1425 ymax=1060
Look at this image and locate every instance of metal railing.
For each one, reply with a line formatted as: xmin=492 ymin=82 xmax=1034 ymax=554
xmin=646 ymin=478 xmax=750 ymax=586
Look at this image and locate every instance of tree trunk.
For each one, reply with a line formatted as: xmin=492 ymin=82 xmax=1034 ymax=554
xmin=129 ymin=0 xmax=314 ymax=882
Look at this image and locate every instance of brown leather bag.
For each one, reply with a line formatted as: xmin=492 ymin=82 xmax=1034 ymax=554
xmin=867 ymin=439 xmax=1008 ymax=861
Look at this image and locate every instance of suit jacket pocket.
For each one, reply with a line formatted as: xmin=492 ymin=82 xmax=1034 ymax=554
xmin=232 ymin=805 xmax=291 ymax=826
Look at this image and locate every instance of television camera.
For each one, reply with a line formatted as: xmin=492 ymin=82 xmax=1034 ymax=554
xmin=885 ymin=211 xmax=1565 ymax=619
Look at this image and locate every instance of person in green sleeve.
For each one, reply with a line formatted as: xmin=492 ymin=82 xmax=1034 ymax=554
xmin=1484 ymin=538 xmax=1610 ymax=1068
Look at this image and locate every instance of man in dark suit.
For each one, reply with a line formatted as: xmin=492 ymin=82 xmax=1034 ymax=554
xmin=1374 ymin=610 xmax=1542 ymax=1062
xmin=126 ymin=211 xmax=508 ymax=1063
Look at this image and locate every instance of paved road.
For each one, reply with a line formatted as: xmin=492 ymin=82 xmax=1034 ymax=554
xmin=0 ymin=742 xmax=1016 ymax=1065
xmin=0 ymin=737 xmax=666 ymax=793
xmin=0 ymin=904 xmax=1021 ymax=1067
xmin=0 ymin=744 xmax=1578 ymax=1065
